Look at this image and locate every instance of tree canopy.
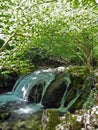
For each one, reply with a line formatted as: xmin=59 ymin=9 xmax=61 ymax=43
xmin=0 ymin=0 xmax=98 ymax=74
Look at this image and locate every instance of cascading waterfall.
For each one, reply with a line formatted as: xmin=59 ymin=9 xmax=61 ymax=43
xmin=0 ymin=69 xmax=55 ymax=106
xmin=63 ymin=90 xmax=82 ymax=112
xmin=58 ymin=74 xmax=71 ymax=110
xmin=13 ymin=70 xmax=55 ymax=100
xmin=40 ymin=77 xmax=54 ymax=104
xmin=58 ymin=90 xmax=82 ymax=112
xmin=57 ymin=74 xmax=82 ymax=112
xmin=0 ymin=67 xmax=83 ymax=114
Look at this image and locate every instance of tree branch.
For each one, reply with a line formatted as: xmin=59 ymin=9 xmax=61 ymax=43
xmin=0 ymin=32 xmax=16 ymax=53
xmin=37 ymin=0 xmax=57 ymax=4
xmin=0 ymin=32 xmax=29 ymax=53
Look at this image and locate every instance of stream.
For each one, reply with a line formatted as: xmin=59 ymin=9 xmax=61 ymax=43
xmin=0 ymin=67 xmax=82 ymax=120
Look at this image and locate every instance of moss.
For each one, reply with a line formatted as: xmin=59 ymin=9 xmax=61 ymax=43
xmin=41 ymin=109 xmax=60 ymax=130
xmin=66 ymin=66 xmax=89 ymax=92
xmin=61 ymin=66 xmax=96 ymax=112
xmin=0 ymin=112 xmax=10 ymax=121
xmin=0 ymin=113 xmax=42 ymax=130
xmin=57 ymin=112 xmax=82 ymax=130
xmin=66 ymin=66 xmax=89 ymax=77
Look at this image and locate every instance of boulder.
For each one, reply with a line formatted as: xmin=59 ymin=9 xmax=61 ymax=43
xmin=42 ymin=73 xmax=68 ymax=108
xmin=0 ymin=70 xmax=18 ymax=94
xmin=56 ymin=105 xmax=98 ymax=130
xmin=40 ymin=109 xmax=60 ymax=130
xmin=65 ymin=66 xmax=95 ymax=112
xmin=28 ymin=81 xmax=44 ymax=103
xmin=41 ymin=66 xmax=95 ymax=111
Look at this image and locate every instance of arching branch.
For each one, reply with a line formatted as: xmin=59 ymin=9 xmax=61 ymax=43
xmin=0 ymin=32 xmax=16 ymax=53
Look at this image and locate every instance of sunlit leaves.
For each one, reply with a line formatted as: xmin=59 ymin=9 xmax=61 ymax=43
xmin=0 ymin=0 xmax=97 ymax=73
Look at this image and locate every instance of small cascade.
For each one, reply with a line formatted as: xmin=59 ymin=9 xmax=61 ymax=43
xmin=12 ymin=74 xmax=27 ymax=92
xmin=40 ymin=75 xmax=55 ymax=104
xmin=13 ymin=70 xmax=54 ymax=100
xmin=59 ymin=74 xmax=71 ymax=108
xmin=0 ymin=67 xmax=86 ymax=115
xmin=0 ymin=69 xmax=55 ymax=107
xmin=13 ymin=71 xmax=41 ymax=99
xmin=58 ymin=90 xmax=82 ymax=112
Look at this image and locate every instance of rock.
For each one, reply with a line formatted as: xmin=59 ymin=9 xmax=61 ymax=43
xmin=40 ymin=109 xmax=60 ymax=130
xmin=0 ymin=111 xmax=10 ymax=122
xmin=28 ymin=81 xmax=44 ymax=103
xmin=56 ymin=105 xmax=98 ymax=130
xmin=42 ymin=73 xmax=68 ymax=108
xmin=0 ymin=112 xmax=42 ymax=130
xmin=41 ymin=66 xmax=95 ymax=111
xmin=64 ymin=66 xmax=95 ymax=112
xmin=56 ymin=112 xmax=81 ymax=130
xmin=0 ymin=70 xmax=18 ymax=94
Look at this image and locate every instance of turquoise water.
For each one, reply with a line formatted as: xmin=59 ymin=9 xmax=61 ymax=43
xmin=0 ymin=69 xmax=55 ymax=114
xmin=0 ymin=67 xmax=81 ymax=114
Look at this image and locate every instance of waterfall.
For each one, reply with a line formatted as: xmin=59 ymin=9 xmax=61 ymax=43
xmin=59 ymin=74 xmax=71 ymax=108
xmin=14 ymin=70 xmax=55 ymax=101
xmin=40 ymin=75 xmax=55 ymax=104
xmin=0 ymin=67 xmax=84 ymax=114
xmin=58 ymin=90 xmax=82 ymax=112
xmin=0 ymin=69 xmax=55 ymax=106
xmin=13 ymin=71 xmax=41 ymax=99
xmin=56 ymin=73 xmax=82 ymax=112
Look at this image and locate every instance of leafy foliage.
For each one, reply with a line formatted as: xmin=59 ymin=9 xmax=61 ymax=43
xmin=0 ymin=0 xmax=98 ymax=74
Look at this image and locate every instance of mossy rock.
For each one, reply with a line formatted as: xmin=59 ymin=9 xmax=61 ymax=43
xmin=0 ymin=70 xmax=18 ymax=94
xmin=56 ymin=105 xmax=98 ymax=130
xmin=63 ymin=66 xmax=95 ymax=111
xmin=42 ymin=73 xmax=68 ymax=108
xmin=56 ymin=112 xmax=82 ymax=130
xmin=40 ymin=109 xmax=60 ymax=130
xmin=0 ymin=111 xmax=10 ymax=121
xmin=94 ymin=69 xmax=98 ymax=89
xmin=0 ymin=112 xmax=42 ymax=130
xmin=64 ymin=112 xmax=81 ymax=130
xmin=66 ymin=66 xmax=89 ymax=81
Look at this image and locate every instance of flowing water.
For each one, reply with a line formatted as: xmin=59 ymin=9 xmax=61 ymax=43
xmin=0 ymin=69 xmax=55 ymax=114
xmin=59 ymin=73 xmax=71 ymax=108
xmin=0 ymin=67 xmax=81 ymax=115
xmin=58 ymin=90 xmax=82 ymax=112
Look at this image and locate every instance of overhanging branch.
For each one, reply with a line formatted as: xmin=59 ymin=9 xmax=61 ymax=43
xmin=0 ymin=32 xmax=29 ymax=53
xmin=0 ymin=33 xmax=16 ymax=53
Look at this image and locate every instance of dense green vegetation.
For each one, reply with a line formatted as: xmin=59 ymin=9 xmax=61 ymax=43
xmin=0 ymin=1 xmax=98 ymax=129
xmin=0 ymin=0 xmax=98 ymax=75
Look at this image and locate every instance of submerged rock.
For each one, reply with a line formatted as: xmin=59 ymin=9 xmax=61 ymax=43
xmin=0 ymin=112 xmax=42 ymax=130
